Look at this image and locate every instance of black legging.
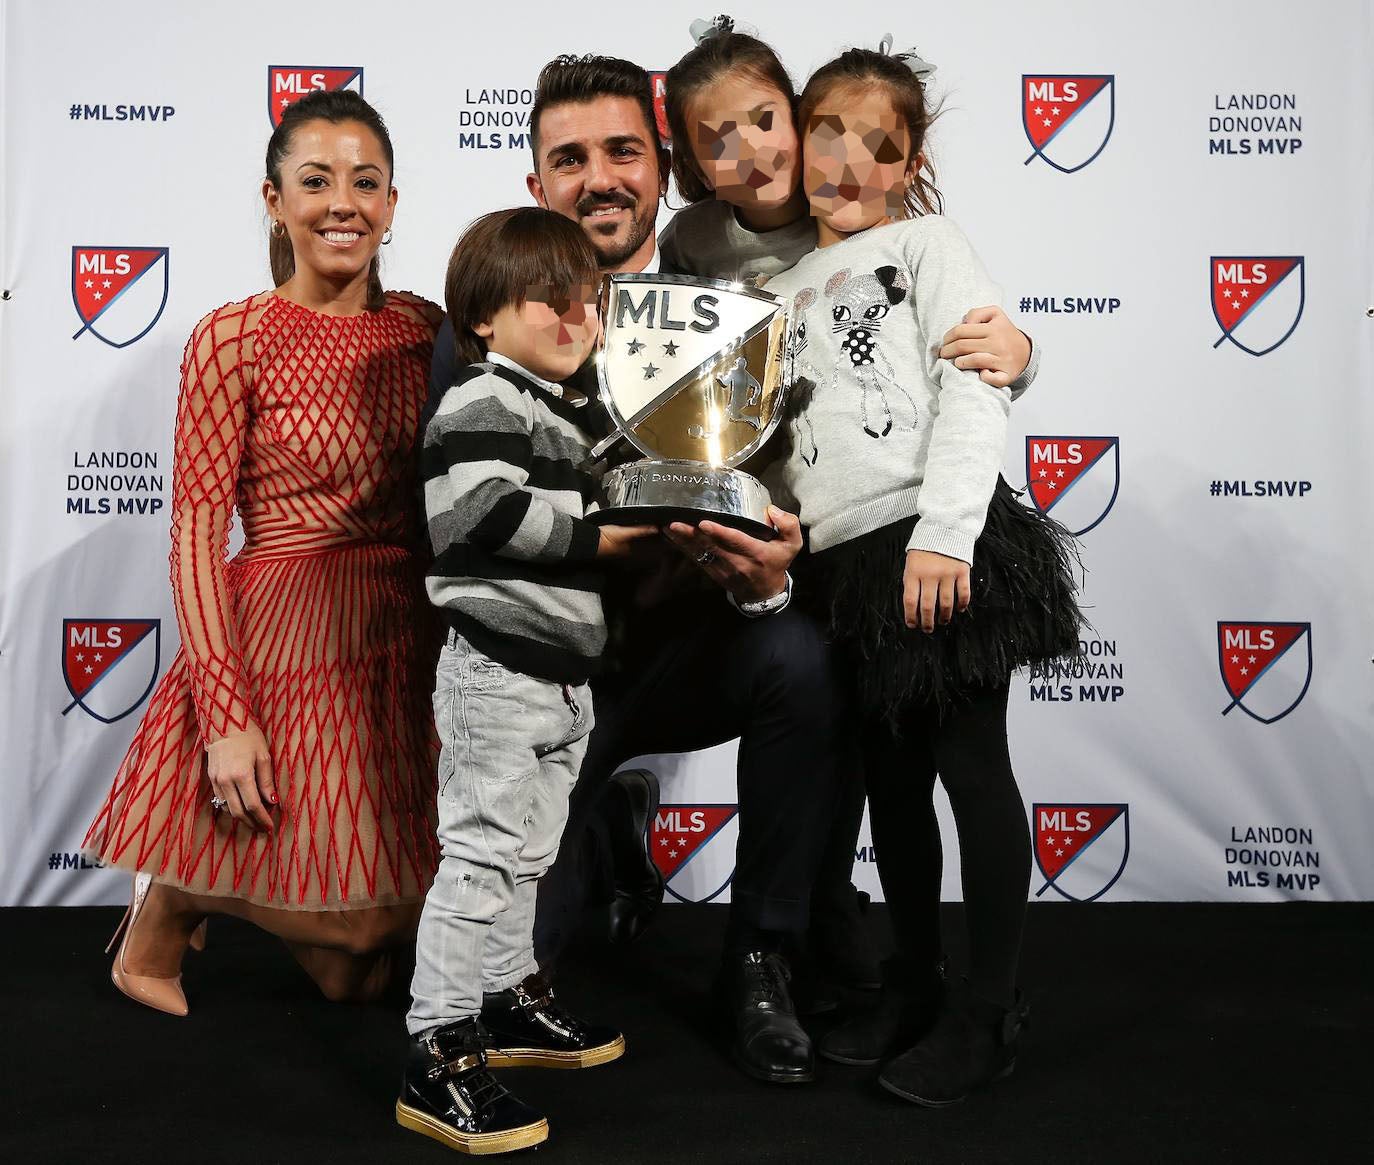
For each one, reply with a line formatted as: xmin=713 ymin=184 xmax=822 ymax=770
xmin=862 ymin=681 xmax=1029 ymax=1006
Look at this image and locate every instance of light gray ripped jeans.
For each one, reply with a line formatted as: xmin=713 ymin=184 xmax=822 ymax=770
xmin=407 ymin=631 xmax=593 ymax=1036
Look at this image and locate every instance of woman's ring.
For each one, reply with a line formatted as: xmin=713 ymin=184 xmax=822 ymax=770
xmin=696 ymin=551 xmax=716 ymax=565
xmin=210 ymin=796 xmax=228 ymax=811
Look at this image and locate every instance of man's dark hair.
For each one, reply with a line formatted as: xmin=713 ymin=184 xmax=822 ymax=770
xmin=444 ymin=207 xmax=600 ymax=366
xmin=529 ymin=53 xmax=666 ymax=178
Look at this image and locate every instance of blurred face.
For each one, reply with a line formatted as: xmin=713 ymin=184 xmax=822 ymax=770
xmin=476 ymin=284 xmax=601 ymax=382
xmin=804 ymin=86 xmax=913 ymax=237
xmin=687 ymin=72 xmax=798 ymax=209
xmin=527 ymin=97 xmax=666 ymax=272
xmin=262 ymin=119 xmax=396 ymax=286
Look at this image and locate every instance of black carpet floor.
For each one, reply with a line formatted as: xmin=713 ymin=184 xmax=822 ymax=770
xmin=1 ymin=903 xmax=1369 ymax=1163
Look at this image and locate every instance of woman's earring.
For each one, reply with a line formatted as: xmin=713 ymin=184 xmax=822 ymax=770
xmin=271 ymin=220 xmax=286 ymax=239
xmin=382 ymin=228 xmax=394 ymax=245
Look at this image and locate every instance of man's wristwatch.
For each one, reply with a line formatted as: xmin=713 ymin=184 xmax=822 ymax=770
xmin=727 ymin=571 xmax=793 ymax=618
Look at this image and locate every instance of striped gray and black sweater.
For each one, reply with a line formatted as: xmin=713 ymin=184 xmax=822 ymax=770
xmin=423 ymin=360 xmax=608 ymax=683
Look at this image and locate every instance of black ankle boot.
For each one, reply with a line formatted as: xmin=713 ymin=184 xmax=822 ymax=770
xmin=481 ymin=971 xmax=625 ymax=1069
xmin=605 ymin=768 xmax=665 ymax=944
xmin=396 ymin=1018 xmax=548 ymax=1154
xmin=820 ymin=958 xmax=946 ymax=1066
xmin=878 ymin=983 xmax=1029 ymax=1107
xmin=809 ymin=885 xmax=883 ymax=990
xmin=719 ymin=951 xmax=815 ymax=1085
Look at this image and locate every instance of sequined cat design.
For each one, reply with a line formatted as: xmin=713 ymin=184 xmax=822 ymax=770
xmin=785 ymin=287 xmax=819 ymax=466
xmin=823 ymin=265 xmax=919 ymax=438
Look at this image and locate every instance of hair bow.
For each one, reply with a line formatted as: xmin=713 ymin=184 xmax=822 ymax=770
xmin=689 ymin=14 xmax=756 ymax=44
xmin=878 ymin=33 xmax=937 ymax=80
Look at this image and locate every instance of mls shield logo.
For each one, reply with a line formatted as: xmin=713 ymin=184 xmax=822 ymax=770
xmin=651 ymin=804 xmax=739 ymax=904
xmin=62 ymin=619 xmax=161 ymax=724
xmin=71 ymin=247 xmax=169 ymax=349
xmin=268 ymin=66 xmax=364 ymax=127
xmin=650 ymin=71 xmax=670 ymax=144
xmin=1022 ymin=75 xmax=1115 ymax=173
xmin=1211 ymin=257 xmax=1305 ymax=356
xmin=1025 ymin=436 xmax=1119 ymax=536
xmin=1033 ymin=804 xmax=1129 ymax=902
xmin=1218 ymin=622 xmax=1312 ymax=724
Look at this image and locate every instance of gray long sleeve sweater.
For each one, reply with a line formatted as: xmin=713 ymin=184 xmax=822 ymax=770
xmin=764 ymin=216 xmax=1014 ymax=563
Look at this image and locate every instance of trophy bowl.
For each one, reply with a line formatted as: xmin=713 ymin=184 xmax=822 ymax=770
xmin=587 ymin=273 xmax=793 ymax=540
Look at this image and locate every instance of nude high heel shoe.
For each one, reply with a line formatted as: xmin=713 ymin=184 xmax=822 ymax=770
xmin=106 ymin=872 xmax=190 ymax=1017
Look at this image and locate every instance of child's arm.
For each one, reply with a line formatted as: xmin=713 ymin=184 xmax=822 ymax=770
xmin=903 ymin=220 xmax=1015 ymax=628
xmin=424 ymin=372 xmax=648 ymax=565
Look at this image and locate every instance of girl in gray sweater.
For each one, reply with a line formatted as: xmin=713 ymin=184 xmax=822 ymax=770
xmin=660 ymin=15 xmax=1037 ymax=390
xmin=764 ymin=44 xmax=1083 ymax=1108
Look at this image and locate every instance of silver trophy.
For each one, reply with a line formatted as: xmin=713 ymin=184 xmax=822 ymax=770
xmin=589 ymin=274 xmax=792 ymax=540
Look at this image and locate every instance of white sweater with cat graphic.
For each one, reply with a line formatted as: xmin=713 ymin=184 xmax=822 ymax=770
xmin=763 ymin=216 xmax=1013 ymax=564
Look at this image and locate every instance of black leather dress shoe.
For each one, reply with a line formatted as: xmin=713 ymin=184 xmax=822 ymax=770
xmin=606 ymin=767 xmax=665 ymax=944
xmin=396 ymin=1018 xmax=548 ymax=1155
xmin=481 ymin=971 xmax=625 ymax=1069
xmin=720 ymin=951 xmax=816 ymax=1085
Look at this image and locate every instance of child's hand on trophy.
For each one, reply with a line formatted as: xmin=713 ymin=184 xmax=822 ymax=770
xmin=596 ymin=524 xmax=661 ymax=559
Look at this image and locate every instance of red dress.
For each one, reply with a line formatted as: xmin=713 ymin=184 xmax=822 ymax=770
xmin=85 ymin=291 xmax=443 ymax=909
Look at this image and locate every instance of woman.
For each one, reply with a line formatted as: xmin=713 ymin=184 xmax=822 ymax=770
xmin=84 ymin=89 xmax=443 ymax=1013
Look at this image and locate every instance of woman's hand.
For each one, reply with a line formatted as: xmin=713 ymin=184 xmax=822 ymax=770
xmin=207 ymin=724 xmax=277 ymax=832
xmin=939 ymin=306 xmax=1032 ymax=388
xmin=903 ymin=550 xmax=971 ymax=633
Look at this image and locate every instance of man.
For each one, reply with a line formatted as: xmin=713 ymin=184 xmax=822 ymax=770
xmin=428 ymin=53 xmax=1037 ymax=1086
xmin=431 ymin=55 xmax=836 ymax=1087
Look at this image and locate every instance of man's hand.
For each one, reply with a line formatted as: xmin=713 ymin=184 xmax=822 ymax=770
xmin=903 ymin=549 xmax=971 ymax=633
xmin=939 ymin=306 xmax=1031 ymax=388
xmin=596 ymin=524 xmax=661 ymax=559
xmin=664 ymin=505 xmax=802 ymax=602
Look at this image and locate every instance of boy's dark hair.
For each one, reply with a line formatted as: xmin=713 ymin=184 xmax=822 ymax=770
xmin=444 ymin=207 xmax=600 ymax=366
xmin=265 ymin=89 xmax=394 ymax=311
xmin=797 ymin=49 xmax=944 ymax=218
xmin=529 ymin=53 xmax=667 ymax=178
xmin=664 ymin=29 xmax=796 ymax=204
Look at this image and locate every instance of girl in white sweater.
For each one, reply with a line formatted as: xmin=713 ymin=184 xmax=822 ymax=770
xmin=764 ymin=42 xmax=1083 ymax=1107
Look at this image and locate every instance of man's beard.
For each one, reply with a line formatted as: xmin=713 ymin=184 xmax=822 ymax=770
xmin=577 ymin=193 xmax=656 ymax=269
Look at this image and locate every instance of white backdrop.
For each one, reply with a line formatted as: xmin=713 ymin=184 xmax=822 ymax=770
xmin=2 ymin=0 xmax=1371 ymax=907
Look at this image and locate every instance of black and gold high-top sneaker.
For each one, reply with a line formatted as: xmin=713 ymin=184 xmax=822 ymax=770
xmin=396 ymin=1018 xmax=548 ymax=1155
xmin=481 ymin=971 xmax=625 ymax=1069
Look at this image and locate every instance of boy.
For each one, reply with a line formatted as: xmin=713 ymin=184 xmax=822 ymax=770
xmin=399 ymin=207 xmax=653 ymax=1155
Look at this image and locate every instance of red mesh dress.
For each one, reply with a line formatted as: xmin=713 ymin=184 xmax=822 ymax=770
xmin=85 ymin=291 xmax=443 ymax=909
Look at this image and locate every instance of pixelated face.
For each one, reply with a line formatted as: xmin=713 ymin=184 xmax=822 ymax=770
xmin=478 ymin=283 xmax=601 ymax=382
xmin=688 ymin=73 xmax=798 ymax=208
xmin=803 ymin=87 xmax=912 ymax=236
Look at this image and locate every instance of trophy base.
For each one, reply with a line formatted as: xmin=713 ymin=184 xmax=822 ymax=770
xmin=591 ymin=459 xmax=778 ymax=541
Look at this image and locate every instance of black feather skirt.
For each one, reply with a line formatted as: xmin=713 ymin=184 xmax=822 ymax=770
xmin=797 ymin=476 xmax=1085 ymax=724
